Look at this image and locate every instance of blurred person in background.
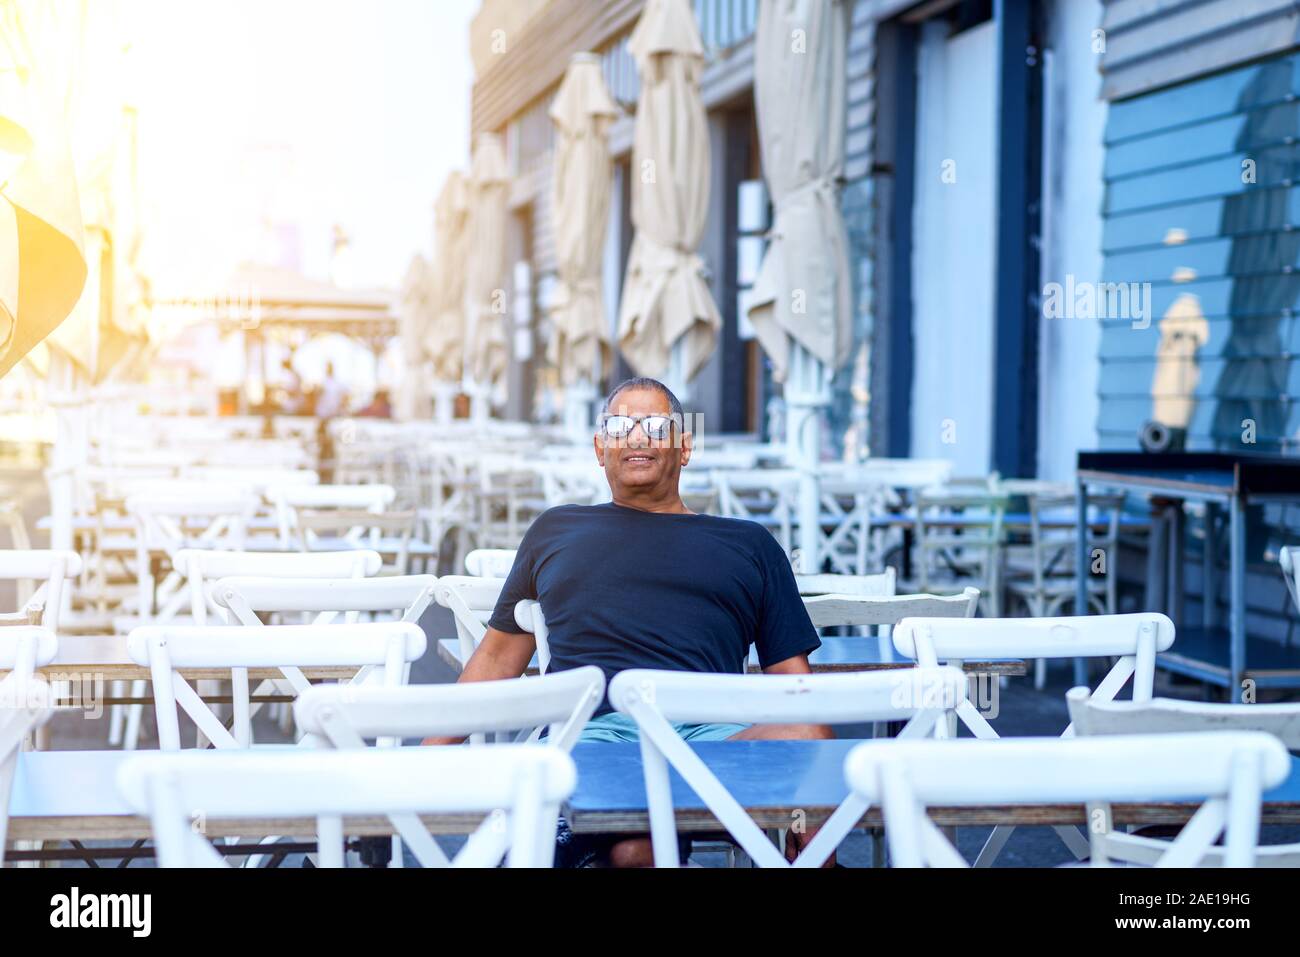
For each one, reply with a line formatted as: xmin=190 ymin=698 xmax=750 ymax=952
xmin=273 ymin=358 xmax=304 ymax=415
xmin=356 ymin=388 xmax=392 ymax=418
xmin=316 ymin=362 xmax=348 ymax=419
xmin=315 ymin=362 xmax=348 ymax=482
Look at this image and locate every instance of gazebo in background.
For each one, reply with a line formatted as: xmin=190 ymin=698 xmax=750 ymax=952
xmin=152 ymin=263 xmax=398 ymax=418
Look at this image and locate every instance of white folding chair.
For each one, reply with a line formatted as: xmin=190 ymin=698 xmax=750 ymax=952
xmin=0 ymin=550 xmax=83 ymax=631
xmin=295 ymin=667 xmax=604 ymax=865
xmin=537 ymin=462 xmax=608 ymax=508
xmin=891 ymin=612 xmax=1176 ymax=865
xmin=470 ymin=454 xmax=540 ymax=550
xmin=110 ymin=549 xmax=382 ymax=750
xmin=176 ymin=548 xmax=385 ymax=626
xmin=1005 ymin=492 xmax=1124 ymax=689
xmin=1067 ymin=689 xmax=1300 ymax=866
xmin=816 ymin=476 xmax=897 ymax=576
xmin=844 ymin=733 xmax=1289 ymax=868
xmin=1280 ymin=546 xmax=1300 ymax=615
xmin=0 ymin=677 xmax=52 ymax=866
xmin=464 ymin=548 xmax=518 ymax=578
xmin=209 ymin=573 xmax=437 ymax=732
xmin=905 ymin=490 xmax=1008 ymax=616
xmin=116 ymin=745 xmax=576 ymax=867
xmin=182 ymin=467 xmax=319 ymax=497
xmin=127 ymin=622 xmax=426 ymax=750
xmin=609 ymin=666 xmax=968 ymax=868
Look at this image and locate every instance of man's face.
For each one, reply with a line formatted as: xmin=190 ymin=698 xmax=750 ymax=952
xmin=594 ymin=387 xmax=692 ymax=496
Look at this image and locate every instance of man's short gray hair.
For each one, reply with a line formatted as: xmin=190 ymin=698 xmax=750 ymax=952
xmin=601 ymin=377 xmax=684 ymax=421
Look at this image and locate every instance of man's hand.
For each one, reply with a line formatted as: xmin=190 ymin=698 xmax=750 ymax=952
xmin=421 ymin=627 xmax=537 ymax=746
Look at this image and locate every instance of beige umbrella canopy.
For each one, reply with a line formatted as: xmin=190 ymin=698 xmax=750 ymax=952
xmin=746 ymin=0 xmax=853 ymax=383
xmin=399 ymin=253 xmax=435 ymax=361
xmin=548 ymin=53 xmax=618 ymax=387
xmin=0 ymin=0 xmax=87 ymax=379
xmin=396 ymin=253 xmax=435 ymax=419
xmin=46 ymin=103 xmax=148 ymax=384
xmin=465 ymin=133 xmax=510 ymax=392
xmin=617 ymin=0 xmax=720 ymax=383
xmin=425 ymin=170 xmax=469 ymax=382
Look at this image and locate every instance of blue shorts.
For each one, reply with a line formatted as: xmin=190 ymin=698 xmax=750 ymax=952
xmin=577 ymin=711 xmax=749 ymax=744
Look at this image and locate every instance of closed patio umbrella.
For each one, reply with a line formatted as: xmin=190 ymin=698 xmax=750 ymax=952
xmin=747 ymin=0 xmax=852 ymax=383
xmin=746 ymin=0 xmax=853 ymax=571
xmin=616 ymin=0 xmax=720 ymax=394
xmin=426 ymin=170 xmax=469 ymax=422
xmin=549 ymin=53 xmax=618 ymax=436
xmin=465 ymin=133 xmax=509 ymax=416
xmin=396 ymin=253 xmax=435 ymax=420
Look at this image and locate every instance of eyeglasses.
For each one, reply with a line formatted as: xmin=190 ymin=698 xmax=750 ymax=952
xmin=600 ymin=413 xmax=678 ymax=440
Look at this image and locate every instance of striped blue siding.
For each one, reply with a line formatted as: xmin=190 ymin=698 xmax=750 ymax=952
xmin=1100 ymin=49 xmax=1300 ymax=646
xmin=1098 ymin=52 xmax=1300 ymax=454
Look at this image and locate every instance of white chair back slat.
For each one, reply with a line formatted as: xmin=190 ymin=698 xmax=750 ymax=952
xmin=176 ymin=549 xmax=382 ymax=581
xmin=212 ymin=575 xmax=437 ymax=623
xmin=803 ymin=588 xmax=978 ymax=630
xmin=271 ymin=484 xmax=396 ymax=548
xmin=295 ymin=666 xmax=605 ymax=750
xmin=892 ymin=613 xmax=1174 ymax=671
xmin=127 ymin=622 xmax=426 ymax=751
xmin=795 ymin=569 xmax=896 ymax=597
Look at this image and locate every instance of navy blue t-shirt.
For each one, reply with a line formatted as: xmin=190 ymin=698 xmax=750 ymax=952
xmin=487 ymin=502 xmax=821 ymax=715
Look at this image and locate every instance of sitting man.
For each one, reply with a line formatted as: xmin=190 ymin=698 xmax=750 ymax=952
xmin=425 ymin=376 xmax=832 ymax=867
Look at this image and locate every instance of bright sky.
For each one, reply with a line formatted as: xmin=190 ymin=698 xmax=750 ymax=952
xmin=125 ymin=0 xmax=477 ymax=295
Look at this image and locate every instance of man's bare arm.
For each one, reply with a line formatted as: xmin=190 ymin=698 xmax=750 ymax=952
xmin=729 ymin=652 xmax=833 ymax=741
xmin=762 ymin=653 xmax=814 ymax=676
xmin=421 ymin=627 xmax=537 ymax=745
